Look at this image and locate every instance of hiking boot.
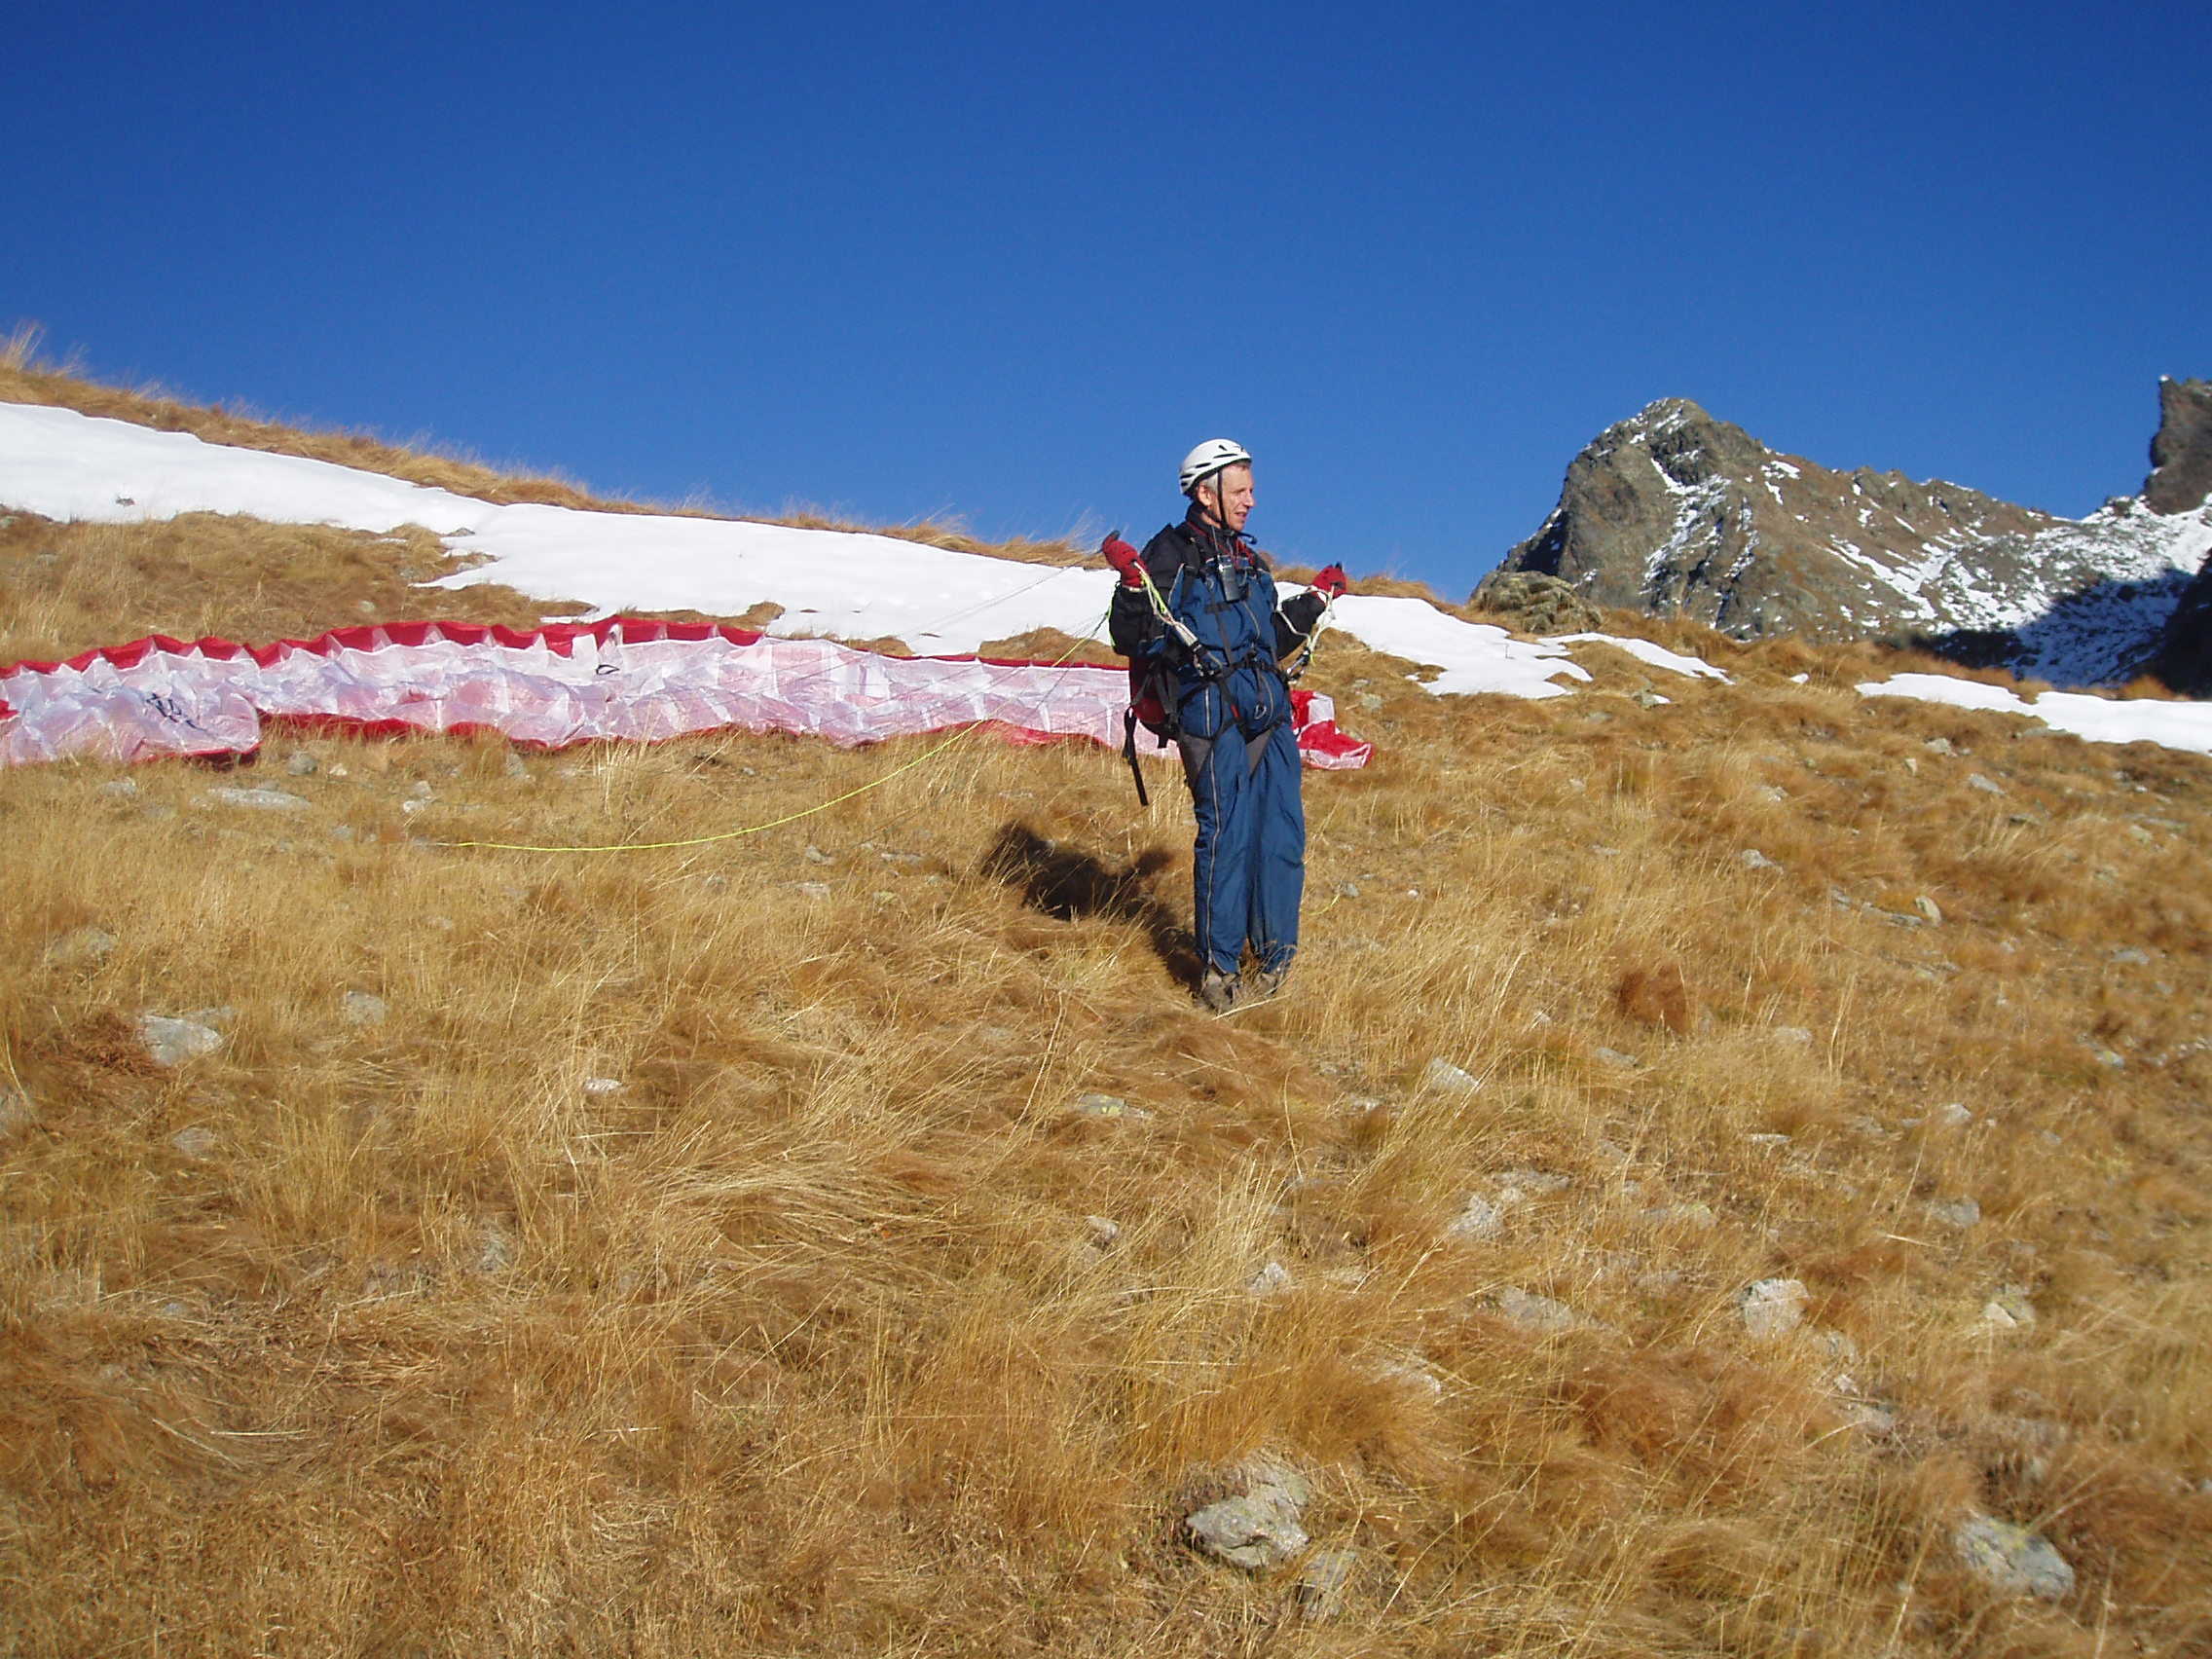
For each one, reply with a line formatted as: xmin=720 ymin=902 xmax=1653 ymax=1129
xmin=1246 ymin=965 xmax=1291 ymax=1001
xmin=1198 ymin=971 xmax=1239 ymax=1013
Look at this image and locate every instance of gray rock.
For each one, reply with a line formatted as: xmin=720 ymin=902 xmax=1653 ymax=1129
xmin=1420 ymin=1057 xmax=1480 ymax=1093
xmin=1915 ymin=895 xmax=1943 ymax=924
xmin=1773 ymin=1026 xmax=1814 ymax=1046
xmin=207 ymin=786 xmax=311 ymax=811
xmin=1739 ymin=848 xmax=1781 ymax=870
xmin=1071 ymin=1092 xmax=1151 ymax=1121
xmin=1952 ymin=1514 xmax=2075 ymax=1601
xmin=1246 ymin=1261 xmax=1295 ymax=1297
xmin=1492 ymin=1286 xmax=1581 ymax=1333
xmin=98 ymin=778 xmax=141 ymax=798
xmin=1969 ymin=773 xmax=2006 ymax=795
xmin=582 ymin=1076 xmax=625 ymax=1095
xmin=1745 ymin=1132 xmax=1792 ymax=1147
xmin=1184 ymin=1457 xmax=1314 ymax=1571
xmin=1592 ymin=1046 xmax=1641 ymax=1069
xmin=1496 ymin=1167 xmax=1571 ymax=1194
xmin=803 ymin=844 xmax=833 ymax=865
xmin=793 ymin=881 xmax=831 ymax=900
xmin=1928 ymin=1196 xmax=1982 ymax=1229
xmin=1808 ymin=1327 xmax=1860 ymax=1364
xmin=475 ymin=1224 xmax=516 ymax=1275
xmin=2111 ymin=945 xmax=2152 ymax=966
xmin=1739 ymin=1277 xmax=1809 ymax=1340
xmin=1446 ymin=1194 xmax=1504 ymax=1240
xmin=2143 ymin=375 xmax=2212 ymax=515
xmin=1186 ymin=1494 xmax=1308 ymax=1570
xmin=1295 ymin=1546 xmax=1362 ymax=1620
xmin=1084 ymin=1215 xmax=1121 ymax=1250
xmin=283 ymin=750 xmax=319 ymax=776
xmin=1924 ymin=736 xmax=1956 ymax=756
xmin=1369 ymin=1355 xmax=1446 ymax=1399
xmin=1842 ymin=1399 xmax=1899 ymax=1435
xmin=0 ymin=1088 xmax=33 ymax=1138
xmin=1467 ymin=570 xmax=1604 ymax=634
xmin=170 ymin=1124 xmax=218 ymax=1159
xmin=138 ymin=1014 xmax=225 ymax=1067
xmin=340 ymin=990 xmax=389 ymax=1027
xmin=44 ymin=927 xmax=118 ymax=967
xmin=1982 ymin=1284 xmax=2037 ymax=1329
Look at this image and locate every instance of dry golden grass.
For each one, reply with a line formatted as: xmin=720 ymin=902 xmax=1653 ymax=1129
xmin=5 ymin=384 xmax=2212 ymax=1656
xmin=0 ymin=511 xmax=573 ymax=668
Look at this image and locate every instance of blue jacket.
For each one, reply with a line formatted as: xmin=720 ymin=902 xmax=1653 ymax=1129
xmin=1109 ymin=513 xmax=1326 ymax=741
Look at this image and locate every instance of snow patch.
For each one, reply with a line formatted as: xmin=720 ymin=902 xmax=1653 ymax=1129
xmin=1860 ymin=674 xmax=2212 ymax=756
xmin=1542 ymin=634 xmax=1730 ymax=681
xmin=1334 ymin=598 xmax=1590 ymax=698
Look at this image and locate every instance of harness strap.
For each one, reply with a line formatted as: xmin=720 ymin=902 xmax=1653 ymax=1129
xmin=1122 ymin=706 xmax=1150 ymax=807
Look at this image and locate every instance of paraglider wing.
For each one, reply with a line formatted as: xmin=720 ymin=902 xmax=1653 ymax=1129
xmin=0 ymin=618 xmax=1373 ymax=770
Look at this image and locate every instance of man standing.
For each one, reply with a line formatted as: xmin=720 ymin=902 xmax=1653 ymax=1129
xmin=1105 ymin=440 xmax=1346 ymax=1012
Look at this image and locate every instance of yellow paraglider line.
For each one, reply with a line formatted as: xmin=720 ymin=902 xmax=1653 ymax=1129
xmin=432 ymin=609 xmax=1115 ymax=855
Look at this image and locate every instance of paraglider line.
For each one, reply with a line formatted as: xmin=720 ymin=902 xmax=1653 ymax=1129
xmin=434 ymin=609 xmax=1115 ymax=855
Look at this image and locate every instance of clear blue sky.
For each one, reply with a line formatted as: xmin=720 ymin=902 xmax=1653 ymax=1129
xmin=7 ymin=0 xmax=2206 ymax=595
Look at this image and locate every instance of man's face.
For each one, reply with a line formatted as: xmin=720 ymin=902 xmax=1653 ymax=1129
xmin=1201 ymin=463 xmax=1256 ymax=533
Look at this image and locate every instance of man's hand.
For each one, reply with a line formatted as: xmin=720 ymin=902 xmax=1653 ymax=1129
xmin=1102 ymin=534 xmax=1146 ymax=589
xmin=1311 ymin=565 xmax=1348 ymax=600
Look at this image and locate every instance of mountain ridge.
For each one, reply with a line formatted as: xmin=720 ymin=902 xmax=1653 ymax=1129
xmin=1480 ymin=381 xmax=2212 ymax=690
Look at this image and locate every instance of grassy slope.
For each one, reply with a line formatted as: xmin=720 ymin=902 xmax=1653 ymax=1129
xmin=3 ymin=375 xmax=2210 ymax=1657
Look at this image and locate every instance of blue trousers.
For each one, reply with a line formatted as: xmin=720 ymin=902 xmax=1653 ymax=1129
xmin=1180 ymin=717 xmax=1305 ymax=977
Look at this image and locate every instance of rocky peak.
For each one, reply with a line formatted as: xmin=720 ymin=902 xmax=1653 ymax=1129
xmin=2144 ymin=377 xmax=2212 ymax=514
xmin=1487 ymin=397 xmax=2054 ymax=639
xmin=1632 ymin=398 xmax=1768 ymax=487
xmin=1481 ymin=382 xmax=2212 ymax=689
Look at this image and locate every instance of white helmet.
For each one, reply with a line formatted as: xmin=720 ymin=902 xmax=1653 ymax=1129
xmin=1179 ymin=438 xmax=1253 ymax=496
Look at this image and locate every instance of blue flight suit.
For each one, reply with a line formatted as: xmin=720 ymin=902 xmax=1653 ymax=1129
xmin=1109 ymin=512 xmax=1326 ymax=979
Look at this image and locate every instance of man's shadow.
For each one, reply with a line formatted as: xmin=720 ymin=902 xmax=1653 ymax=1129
xmin=979 ymin=823 xmax=1200 ymax=991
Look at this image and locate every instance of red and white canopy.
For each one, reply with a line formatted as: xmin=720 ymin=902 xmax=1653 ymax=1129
xmin=0 ymin=618 xmax=1373 ymax=770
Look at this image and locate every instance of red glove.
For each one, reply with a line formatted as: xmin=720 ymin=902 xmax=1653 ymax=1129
xmin=1102 ymin=535 xmax=1146 ymax=588
xmin=1312 ymin=565 xmax=1348 ymax=599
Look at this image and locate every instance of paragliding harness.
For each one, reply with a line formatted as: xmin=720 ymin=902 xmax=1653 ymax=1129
xmin=1110 ymin=531 xmax=1332 ymax=807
